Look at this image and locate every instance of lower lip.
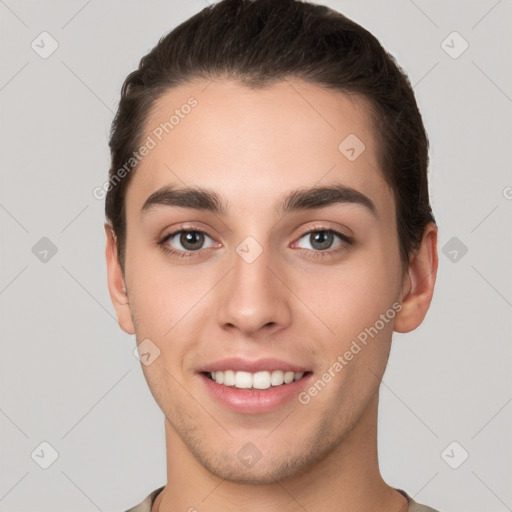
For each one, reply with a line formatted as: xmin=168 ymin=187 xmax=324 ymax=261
xmin=200 ymin=373 xmax=313 ymax=414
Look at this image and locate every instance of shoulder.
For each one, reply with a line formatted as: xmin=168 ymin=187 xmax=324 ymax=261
xmin=123 ymin=486 xmax=165 ymax=512
xmin=396 ymin=488 xmax=442 ymax=512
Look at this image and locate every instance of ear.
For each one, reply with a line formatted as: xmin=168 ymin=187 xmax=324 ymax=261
xmin=394 ymin=222 xmax=438 ymax=333
xmin=104 ymin=222 xmax=135 ymax=335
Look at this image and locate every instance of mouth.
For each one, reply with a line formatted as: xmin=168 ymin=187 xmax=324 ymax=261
xmin=203 ymin=370 xmax=311 ymax=390
xmin=197 ymin=357 xmax=314 ymax=413
xmin=198 ymin=360 xmax=314 ymax=414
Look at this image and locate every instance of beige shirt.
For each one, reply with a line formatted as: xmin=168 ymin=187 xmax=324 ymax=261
xmin=124 ymin=486 xmax=440 ymax=511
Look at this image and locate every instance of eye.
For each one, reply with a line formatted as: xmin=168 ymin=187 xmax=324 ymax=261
xmin=158 ymin=225 xmax=353 ymax=260
xmin=158 ymin=229 xmax=217 ymax=258
xmin=293 ymin=228 xmax=352 ymax=254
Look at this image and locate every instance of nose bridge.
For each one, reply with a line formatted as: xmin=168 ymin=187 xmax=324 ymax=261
xmin=215 ymin=235 xmax=291 ymax=335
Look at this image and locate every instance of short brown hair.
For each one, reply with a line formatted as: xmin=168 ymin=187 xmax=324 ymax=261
xmin=105 ymin=0 xmax=435 ymax=273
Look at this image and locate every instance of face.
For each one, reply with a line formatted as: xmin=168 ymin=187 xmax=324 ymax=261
xmin=107 ymin=78 xmax=420 ymax=484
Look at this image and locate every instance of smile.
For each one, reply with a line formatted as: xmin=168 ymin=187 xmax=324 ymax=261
xmin=208 ymin=370 xmax=305 ymax=389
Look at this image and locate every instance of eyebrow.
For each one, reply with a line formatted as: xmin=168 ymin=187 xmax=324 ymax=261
xmin=140 ymin=183 xmax=377 ymax=218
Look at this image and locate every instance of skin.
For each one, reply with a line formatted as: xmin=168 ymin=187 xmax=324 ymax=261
xmin=105 ymin=78 xmax=438 ymax=512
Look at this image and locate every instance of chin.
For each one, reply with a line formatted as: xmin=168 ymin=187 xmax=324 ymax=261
xmin=185 ymin=431 xmax=335 ymax=486
xmin=198 ymin=453 xmax=312 ymax=485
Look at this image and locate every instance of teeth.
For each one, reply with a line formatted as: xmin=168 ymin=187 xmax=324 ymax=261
xmin=224 ymin=370 xmax=235 ymax=386
xmin=235 ymin=371 xmax=252 ymax=389
xmin=253 ymin=371 xmax=271 ymax=390
xmin=271 ymin=370 xmax=284 ymax=386
xmin=210 ymin=370 xmax=305 ymax=389
xmin=284 ymin=371 xmax=294 ymax=384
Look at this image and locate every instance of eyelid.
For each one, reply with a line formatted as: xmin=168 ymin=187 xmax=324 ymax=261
xmin=294 ymin=222 xmax=352 ymax=239
xmin=159 ymin=222 xmax=214 ymax=240
xmin=160 ymin=221 xmax=351 ymax=243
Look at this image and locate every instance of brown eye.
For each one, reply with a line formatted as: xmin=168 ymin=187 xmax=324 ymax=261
xmin=178 ymin=231 xmax=206 ymax=251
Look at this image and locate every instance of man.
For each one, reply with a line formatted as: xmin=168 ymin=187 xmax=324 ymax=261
xmin=104 ymin=1 xmax=440 ymax=510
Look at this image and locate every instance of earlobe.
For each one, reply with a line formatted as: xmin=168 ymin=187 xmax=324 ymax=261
xmin=104 ymin=223 xmax=135 ymax=335
xmin=394 ymin=222 xmax=438 ymax=333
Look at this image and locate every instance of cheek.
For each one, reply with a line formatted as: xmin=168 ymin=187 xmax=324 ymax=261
xmin=294 ymin=254 xmax=399 ymax=416
xmin=297 ymin=249 xmax=400 ymax=346
xmin=125 ymin=240 xmax=190 ymax=334
xmin=126 ymin=249 xmax=209 ymax=369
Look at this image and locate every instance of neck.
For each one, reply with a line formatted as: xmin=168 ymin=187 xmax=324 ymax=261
xmin=154 ymin=392 xmax=408 ymax=512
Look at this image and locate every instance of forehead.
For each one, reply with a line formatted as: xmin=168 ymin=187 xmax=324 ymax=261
xmin=124 ymin=78 xmax=394 ymax=219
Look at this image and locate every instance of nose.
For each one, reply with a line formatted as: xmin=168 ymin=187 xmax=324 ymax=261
xmin=215 ymin=242 xmax=292 ymax=337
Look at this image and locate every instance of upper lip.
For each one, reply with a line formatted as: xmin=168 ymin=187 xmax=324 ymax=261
xmin=199 ymin=357 xmax=310 ymax=374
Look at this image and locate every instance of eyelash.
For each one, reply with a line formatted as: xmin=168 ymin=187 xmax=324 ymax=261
xmin=157 ymin=225 xmax=353 ymax=260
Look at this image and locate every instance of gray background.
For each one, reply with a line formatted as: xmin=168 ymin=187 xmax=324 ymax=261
xmin=0 ymin=0 xmax=511 ymax=511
